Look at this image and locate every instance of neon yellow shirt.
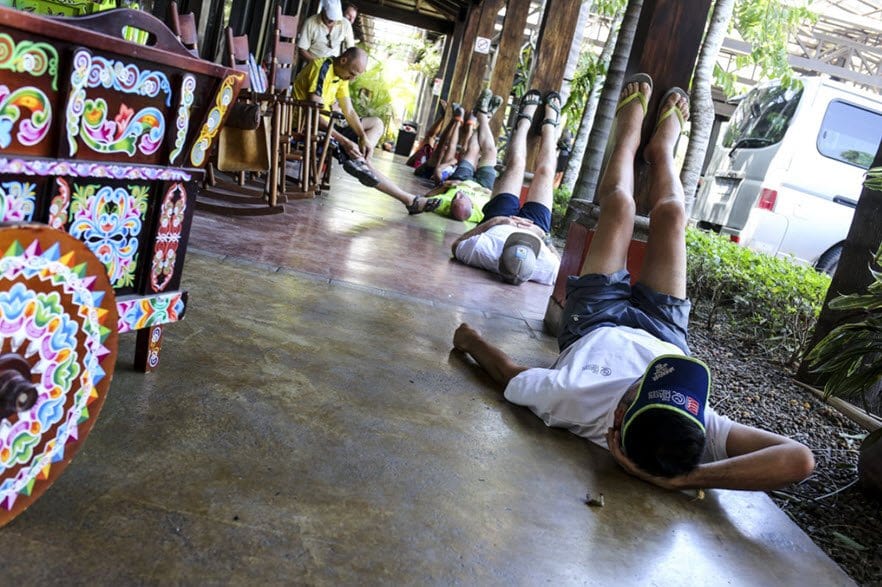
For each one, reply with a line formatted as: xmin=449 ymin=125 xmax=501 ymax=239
xmin=433 ymin=180 xmax=490 ymax=223
xmin=292 ymin=57 xmax=349 ymax=107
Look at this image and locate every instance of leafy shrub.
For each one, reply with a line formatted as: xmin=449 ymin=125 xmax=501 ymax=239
xmin=686 ymin=227 xmax=830 ymax=363
xmin=551 ymin=184 xmax=572 ymax=233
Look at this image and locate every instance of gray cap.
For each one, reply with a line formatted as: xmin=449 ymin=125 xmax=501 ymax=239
xmin=498 ymin=231 xmax=542 ymax=285
xmin=320 ymin=0 xmax=343 ymax=21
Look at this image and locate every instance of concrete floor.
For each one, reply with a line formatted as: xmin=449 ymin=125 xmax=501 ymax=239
xmin=0 ymin=153 xmax=854 ymax=585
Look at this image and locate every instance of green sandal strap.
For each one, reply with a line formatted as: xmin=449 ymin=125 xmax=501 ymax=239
xmin=615 ymin=90 xmax=648 ymax=115
xmin=654 ymin=104 xmax=685 ymax=132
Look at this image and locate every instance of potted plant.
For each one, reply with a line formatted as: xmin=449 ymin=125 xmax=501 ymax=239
xmin=806 ymin=235 xmax=882 ymax=497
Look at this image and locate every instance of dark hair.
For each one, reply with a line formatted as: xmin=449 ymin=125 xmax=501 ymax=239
xmin=343 ymin=2 xmax=358 ymax=11
xmin=623 ymin=409 xmax=706 ymax=477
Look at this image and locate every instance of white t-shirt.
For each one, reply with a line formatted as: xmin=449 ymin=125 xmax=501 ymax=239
xmin=454 ymin=224 xmax=559 ymax=285
xmin=297 ymin=14 xmax=355 ymax=59
xmin=504 ymin=326 xmax=733 ymax=463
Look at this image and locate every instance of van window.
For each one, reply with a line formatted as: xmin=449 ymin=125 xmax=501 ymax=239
xmin=723 ymin=84 xmax=802 ymax=149
xmin=817 ymin=100 xmax=882 ymax=169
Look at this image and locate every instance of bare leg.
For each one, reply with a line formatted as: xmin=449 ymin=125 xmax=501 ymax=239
xmin=360 ymin=116 xmax=385 ymax=149
xmin=423 ymin=99 xmax=448 ymax=144
xmin=492 ymin=93 xmax=540 ymax=198
xmin=459 ymin=122 xmax=481 ymax=168
xmin=637 ymin=90 xmax=690 ymax=298
xmin=426 ymin=109 xmax=462 ymax=168
xmin=432 ymin=119 xmax=463 ymax=182
xmin=579 ymin=78 xmax=651 ymax=276
xmin=475 ymin=110 xmax=497 ymax=169
xmin=523 ymin=97 xmax=560 ymax=209
xmin=363 ymin=165 xmax=419 ymax=209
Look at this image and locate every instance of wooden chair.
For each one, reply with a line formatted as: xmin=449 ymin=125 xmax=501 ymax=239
xmin=168 ymin=1 xmax=199 ymax=57
xmin=197 ymin=27 xmax=285 ymax=215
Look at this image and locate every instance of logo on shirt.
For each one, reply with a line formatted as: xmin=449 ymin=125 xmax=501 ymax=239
xmin=583 ymin=364 xmax=612 ymax=376
xmin=651 ymin=362 xmax=675 ymax=381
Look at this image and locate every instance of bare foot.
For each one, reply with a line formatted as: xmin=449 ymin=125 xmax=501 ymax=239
xmin=453 ymin=323 xmax=480 ymax=353
xmin=645 ymin=89 xmax=689 ymax=164
xmin=612 ymin=77 xmax=652 ymax=151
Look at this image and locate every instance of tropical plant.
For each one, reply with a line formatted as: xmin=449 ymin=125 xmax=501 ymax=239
xmin=806 ymin=240 xmax=882 ymax=402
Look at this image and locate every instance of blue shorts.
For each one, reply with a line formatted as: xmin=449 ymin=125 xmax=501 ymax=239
xmin=558 ymin=270 xmax=691 ymax=354
xmin=449 ymin=160 xmax=497 ymax=189
xmin=480 ymin=193 xmax=552 ymax=234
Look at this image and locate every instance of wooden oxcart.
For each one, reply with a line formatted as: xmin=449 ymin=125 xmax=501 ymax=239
xmin=0 ymin=7 xmax=243 ymax=525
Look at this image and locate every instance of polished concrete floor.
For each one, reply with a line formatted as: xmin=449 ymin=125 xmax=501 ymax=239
xmin=0 ymin=153 xmax=853 ymax=585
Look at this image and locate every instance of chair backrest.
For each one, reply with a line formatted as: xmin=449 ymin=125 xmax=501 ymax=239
xmin=272 ymin=38 xmax=298 ymax=92
xmin=276 ymin=5 xmax=299 ymax=43
xmin=168 ymin=1 xmax=199 ymax=57
xmin=226 ymin=27 xmax=252 ymax=89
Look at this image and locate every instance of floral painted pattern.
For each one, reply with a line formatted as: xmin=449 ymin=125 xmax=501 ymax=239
xmin=151 ymin=183 xmax=186 ymax=292
xmin=66 ymin=49 xmax=171 ymax=158
xmin=169 ymin=74 xmax=195 ymax=165
xmin=0 ymin=157 xmax=191 ymax=181
xmin=190 ymin=73 xmax=242 ymax=167
xmin=0 ymin=181 xmax=36 ymax=222
xmin=0 ymin=237 xmax=115 ymax=513
xmin=47 ymin=178 xmax=71 ymax=230
xmin=0 ymin=85 xmax=52 ymax=150
xmin=117 ymin=291 xmax=186 ymax=333
xmin=68 ymin=183 xmax=150 ymax=288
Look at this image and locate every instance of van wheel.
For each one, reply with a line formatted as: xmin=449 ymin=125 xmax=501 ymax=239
xmin=816 ymin=244 xmax=843 ymax=276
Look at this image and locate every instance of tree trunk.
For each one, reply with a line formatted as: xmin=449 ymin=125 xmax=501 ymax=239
xmin=798 ymin=142 xmax=882 ymax=416
xmin=561 ymin=10 xmax=622 ymax=194
xmin=680 ymin=0 xmax=735 ymax=215
xmin=566 ymin=0 xmax=642 ymax=216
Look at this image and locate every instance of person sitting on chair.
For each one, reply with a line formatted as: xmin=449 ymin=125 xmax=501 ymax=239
xmin=292 ymin=46 xmax=384 ymax=183
xmin=452 ymin=74 xmax=815 ymax=491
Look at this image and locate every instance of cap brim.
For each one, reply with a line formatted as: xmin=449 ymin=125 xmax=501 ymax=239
xmin=502 ymin=231 xmax=541 ymax=256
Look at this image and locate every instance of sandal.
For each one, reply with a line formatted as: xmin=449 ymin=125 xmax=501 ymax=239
xmin=475 ymin=88 xmax=493 ymax=114
xmin=488 ymin=94 xmax=503 ymax=116
xmin=407 ymin=196 xmax=441 ymax=215
xmin=541 ymin=91 xmax=562 ymax=127
xmin=654 ymin=86 xmax=690 ymax=132
xmin=452 ymin=102 xmax=464 ymax=122
xmin=516 ymin=89 xmax=542 ymax=125
xmin=615 ymin=73 xmax=653 ymax=116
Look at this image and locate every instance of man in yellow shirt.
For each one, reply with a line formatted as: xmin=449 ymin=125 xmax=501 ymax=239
xmin=292 ymin=46 xmax=384 ymax=184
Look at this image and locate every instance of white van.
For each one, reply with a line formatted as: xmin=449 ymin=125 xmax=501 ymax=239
xmin=691 ymin=76 xmax=882 ymax=274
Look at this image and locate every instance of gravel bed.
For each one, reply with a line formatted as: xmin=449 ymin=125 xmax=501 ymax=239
xmin=688 ymin=309 xmax=882 ymax=585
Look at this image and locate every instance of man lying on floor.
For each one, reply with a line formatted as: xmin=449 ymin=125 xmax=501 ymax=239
xmin=325 ymin=89 xmax=499 ymax=222
xmin=448 ymin=89 xmax=562 ymax=285
xmin=452 ymin=74 xmax=815 ymax=491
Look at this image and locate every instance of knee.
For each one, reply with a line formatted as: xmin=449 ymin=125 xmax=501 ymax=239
xmin=534 ymin=157 xmax=555 ymax=180
xmin=366 ymin=117 xmax=384 ymax=135
xmin=649 ymin=197 xmax=687 ymax=231
xmin=599 ymin=187 xmax=636 ymax=220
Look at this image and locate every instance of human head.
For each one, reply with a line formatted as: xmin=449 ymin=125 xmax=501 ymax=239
xmin=615 ymin=355 xmax=711 ymax=477
xmin=320 ymin=0 xmax=343 ymax=22
xmin=498 ymin=231 xmax=541 ymax=285
xmin=333 ymin=47 xmax=367 ymax=81
xmin=343 ymin=2 xmax=358 ymax=23
xmin=449 ymin=191 xmax=473 ymax=221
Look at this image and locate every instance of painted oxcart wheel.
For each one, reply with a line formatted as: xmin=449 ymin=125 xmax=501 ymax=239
xmin=0 ymin=224 xmax=118 ymax=527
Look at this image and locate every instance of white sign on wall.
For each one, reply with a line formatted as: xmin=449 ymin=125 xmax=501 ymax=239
xmin=474 ymin=36 xmax=491 ymax=54
xmin=432 ymin=78 xmax=443 ymax=96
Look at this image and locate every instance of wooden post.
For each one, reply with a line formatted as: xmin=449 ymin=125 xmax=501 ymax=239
xmin=461 ymin=0 xmax=505 ymax=114
xmin=488 ymin=0 xmax=532 ymax=136
xmin=524 ymin=0 xmax=582 ymax=168
xmin=625 ymin=0 xmax=714 ymax=214
xmin=447 ymin=3 xmax=481 ymax=104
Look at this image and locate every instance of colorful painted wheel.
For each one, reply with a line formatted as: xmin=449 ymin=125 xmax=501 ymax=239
xmin=0 ymin=224 xmax=118 ymax=527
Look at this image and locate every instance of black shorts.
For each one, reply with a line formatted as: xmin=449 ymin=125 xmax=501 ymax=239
xmin=480 ymin=193 xmax=552 ymax=234
xmin=449 ymin=160 xmax=497 ymax=190
xmin=558 ymin=270 xmax=691 ymax=354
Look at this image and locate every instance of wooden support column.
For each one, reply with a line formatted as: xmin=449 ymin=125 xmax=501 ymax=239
xmin=626 ymin=0 xmax=713 ymax=214
xmin=488 ymin=0 xmax=531 ymax=136
xmin=447 ymin=3 xmax=481 ymax=104
xmin=525 ymin=0 xmax=582 ymax=168
xmin=461 ymin=0 xmax=505 ymax=114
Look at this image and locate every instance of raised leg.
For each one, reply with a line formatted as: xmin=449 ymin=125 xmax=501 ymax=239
xmin=636 ymin=89 xmax=690 ymax=298
xmin=523 ymin=95 xmax=561 ymax=209
xmin=360 ymin=115 xmax=385 ymax=149
xmin=475 ymin=109 xmax=497 ymax=170
xmin=579 ymin=77 xmax=651 ymax=277
xmin=492 ymin=91 xmax=540 ymax=198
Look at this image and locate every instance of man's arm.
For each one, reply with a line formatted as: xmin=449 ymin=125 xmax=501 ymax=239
xmin=453 ymin=323 xmax=528 ymax=387
xmin=450 ymin=216 xmax=516 ymax=256
xmin=299 ymin=48 xmax=318 ymax=63
xmin=607 ymin=422 xmax=815 ymax=491
xmin=338 ymin=96 xmax=373 ymax=159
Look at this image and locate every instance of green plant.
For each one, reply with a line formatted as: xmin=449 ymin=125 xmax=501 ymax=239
xmin=551 ymin=184 xmax=572 ymax=233
xmin=806 ymin=241 xmax=882 ymax=401
xmin=685 ymin=227 xmax=830 ymax=363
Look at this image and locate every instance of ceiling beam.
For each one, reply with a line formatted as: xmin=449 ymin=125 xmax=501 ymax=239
xmin=355 ymin=0 xmax=455 ymax=33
